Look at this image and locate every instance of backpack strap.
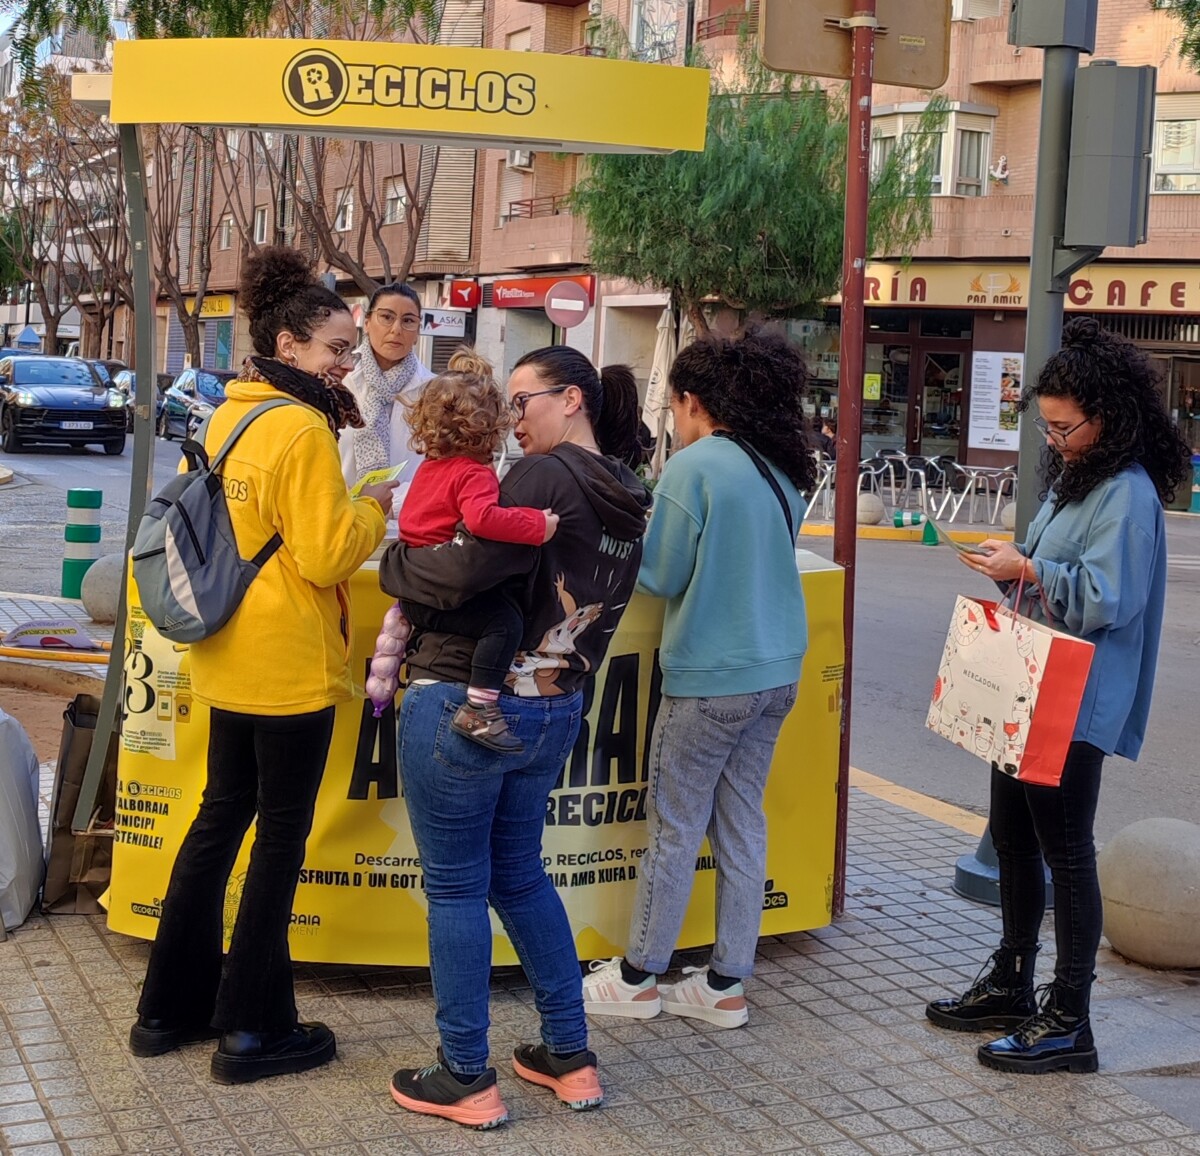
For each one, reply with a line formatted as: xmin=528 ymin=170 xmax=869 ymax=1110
xmin=712 ymin=430 xmax=796 ymax=542
xmin=208 ymin=398 xmax=297 ymax=473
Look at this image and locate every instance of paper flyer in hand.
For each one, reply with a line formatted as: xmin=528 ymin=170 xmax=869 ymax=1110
xmin=351 ymin=462 xmax=407 ymax=498
xmin=927 ymin=518 xmax=991 ymax=557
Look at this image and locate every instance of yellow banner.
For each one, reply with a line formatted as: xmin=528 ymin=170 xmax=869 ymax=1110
xmin=185 ymin=295 xmax=235 ymax=319
xmin=108 ymin=558 xmax=843 ymax=966
xmin=864 ymin=261 xmax=1200 ymax=314
xmin=107 ymin=39 xmax=710 ymax=154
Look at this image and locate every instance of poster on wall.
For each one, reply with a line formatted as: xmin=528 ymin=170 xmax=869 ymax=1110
xmin=969 ymin=351 xmax=1023 ymax=451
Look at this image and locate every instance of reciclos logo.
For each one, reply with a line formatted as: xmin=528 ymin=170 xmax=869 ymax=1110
xmin=283 ymin=49 xmax=536 ymax=117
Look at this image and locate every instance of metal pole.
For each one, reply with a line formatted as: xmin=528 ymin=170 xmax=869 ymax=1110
xmin=72 ymin=122 xmax=157 ymax=832
xmin=831 ymin=1 xmax=876 ymax=918
xmin=1013 ymin=45 xmax=1080 ymax=540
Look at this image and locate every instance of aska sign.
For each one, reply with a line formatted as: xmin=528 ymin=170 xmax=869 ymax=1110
xmin=420 ymin=309 xmax=468 ymax=338
xmin=492 ymin=275 xmax=595 ymax=310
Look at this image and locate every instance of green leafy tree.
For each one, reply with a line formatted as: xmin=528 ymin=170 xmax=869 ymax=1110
xmin=1159 ymin=0 xmax=1200 ymax=67
xmin=572 ymin=48 xmax=946 ymax=334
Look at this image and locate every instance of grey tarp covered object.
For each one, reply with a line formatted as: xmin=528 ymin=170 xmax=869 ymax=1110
xmin=0 ymin=706 xmax=45 ymax=930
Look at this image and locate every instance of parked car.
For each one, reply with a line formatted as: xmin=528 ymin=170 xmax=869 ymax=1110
xmin=156 ymin=368 xmax=236 ymax=440
xmin=0 ymin=355 xmax=127 ymax=455
xmin=111 ymin=369 xmax=137 ymax=432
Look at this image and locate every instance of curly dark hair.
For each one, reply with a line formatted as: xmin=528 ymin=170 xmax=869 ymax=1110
xmin=668 ymin=327 xmax=816 ymax=491
xmin=1022 ymin=317 xmax=1192 ymax=506
xmin=239 ymin=246 xmax=348 ymax=358
xmin=403 ymin=348 xmax=510 ymax=462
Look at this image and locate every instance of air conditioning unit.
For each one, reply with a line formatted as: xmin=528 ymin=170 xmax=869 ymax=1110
xmin=507 ymin=149 xmax=534 ymax=170
xmin=588 ymin=0 xmax=602 ymax=15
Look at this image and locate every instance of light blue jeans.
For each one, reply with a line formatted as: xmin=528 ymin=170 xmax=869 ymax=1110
xmin=626 ymin=685 xmax=797 ymax=979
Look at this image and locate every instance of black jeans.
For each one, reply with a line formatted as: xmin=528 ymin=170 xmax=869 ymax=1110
xmin=990 ymin=741 xmax=1105 ymax=994
xmin=402 ymin=588 xmax=524 ymax=694
xmin=137 ymin=706 xmax=334 ymax=1032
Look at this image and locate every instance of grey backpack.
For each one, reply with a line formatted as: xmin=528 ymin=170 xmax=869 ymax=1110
xmin=131 ymin=399 xmax=293 ymax=643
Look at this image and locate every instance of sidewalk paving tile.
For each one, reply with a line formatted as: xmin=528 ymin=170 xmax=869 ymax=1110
xmin=2 ymin=707 xmax=1199 ymax=1154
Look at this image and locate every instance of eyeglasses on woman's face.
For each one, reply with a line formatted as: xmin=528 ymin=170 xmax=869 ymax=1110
xmin=509 ymin=385 xmax=569 ymax=419
xmin=370 ymin=307 xmax=420 ymax=332
xmin=312 ymin=337 xmax=362 ymax=368
xmin=1033 ymin=415 xmax=1091 ymax=447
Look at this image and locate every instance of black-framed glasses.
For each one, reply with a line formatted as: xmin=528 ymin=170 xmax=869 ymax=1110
xmin=510 ymin=385 xmax=569 ymax=419
xmin=369 ymin=307 xmax=420 ymax=332
xmin=312 ymin=338 xmax=361 ymax=368
xmin=1033 ymin=416 xmax=1091 ymax=447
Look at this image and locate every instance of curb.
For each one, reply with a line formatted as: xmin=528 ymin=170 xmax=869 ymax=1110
xmin=0 ymin=658 xmax=104 ymax=695
xmin=800 ymin=522 xmax=1012 ymax=545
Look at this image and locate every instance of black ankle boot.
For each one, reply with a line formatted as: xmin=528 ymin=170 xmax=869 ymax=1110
xmin=926 ymin=947 xmax=1038 ymax=1033
xmin=977 ymin=980 xmax=1098 ymax=1075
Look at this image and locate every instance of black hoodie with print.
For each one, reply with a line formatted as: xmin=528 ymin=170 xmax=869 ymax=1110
xmin=378 ymin=444 xmax=651 ymax=698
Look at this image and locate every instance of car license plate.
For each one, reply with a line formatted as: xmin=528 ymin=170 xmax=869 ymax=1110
xmin=61 ymin=421 xmax=93 ymax=430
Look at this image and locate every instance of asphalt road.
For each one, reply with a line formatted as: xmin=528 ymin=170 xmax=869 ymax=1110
xmin=2 ymin=439 xmax=1198 ymax=838
xmin=804 ymin=516 xmax=1200 ymax=841
xmin=0 ymin=435 xmax=184 ymax=596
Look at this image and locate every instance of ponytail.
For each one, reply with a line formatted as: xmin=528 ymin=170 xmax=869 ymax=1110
xmin=597 ymin=364 xmax=642 ymax=466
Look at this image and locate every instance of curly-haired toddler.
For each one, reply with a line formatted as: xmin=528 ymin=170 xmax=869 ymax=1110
xmin=393 ymin=350 xmax=557 ymax=752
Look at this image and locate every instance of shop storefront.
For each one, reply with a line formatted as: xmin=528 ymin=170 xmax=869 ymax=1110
xmin=794 ymin=263 xmax=1200 ymax=497
xmin=478 ymin=274 xmax=597 ymax=380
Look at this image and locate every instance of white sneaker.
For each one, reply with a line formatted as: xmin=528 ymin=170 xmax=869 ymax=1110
xmin=582 ymin=958 xmax=662 ymax=1019
xmin=660 ymin=967 xmax=749 ymax=1029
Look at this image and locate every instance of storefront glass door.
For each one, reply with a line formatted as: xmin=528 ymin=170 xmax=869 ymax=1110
xmin=918 ymin=350 xmax=964 ymax=460
xmin=863 ymin=342 xmax=910 ymax=457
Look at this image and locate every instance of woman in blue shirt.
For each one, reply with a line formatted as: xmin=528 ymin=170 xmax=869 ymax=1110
xmin=582 ymin=328 xmax=814 ymax=1029
xmin=926 ymin=318 xmax=1192 ymax=1075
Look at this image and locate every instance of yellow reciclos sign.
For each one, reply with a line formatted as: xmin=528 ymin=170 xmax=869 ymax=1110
xmin=105 ymin=38 xmax=709 ymax=154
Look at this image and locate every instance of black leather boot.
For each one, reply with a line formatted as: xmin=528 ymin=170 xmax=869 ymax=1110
xmin=926 ymin=947 xmax=1038 ymax=1033
xmin=210 ymin=1021 xmax=336 ymax=1085
xmin=977 ymin=980 xmax=1098 ymax=1075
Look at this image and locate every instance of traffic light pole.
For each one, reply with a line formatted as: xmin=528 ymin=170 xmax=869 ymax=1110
xmin=831 ymin=1 xmax=876 ymax=918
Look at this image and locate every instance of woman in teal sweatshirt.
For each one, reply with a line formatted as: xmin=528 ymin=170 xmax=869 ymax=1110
xmin=926 ymin=318 xmax=1192 ymax=1075
xmin=582 ymin=328 xmax=814 ymax=1028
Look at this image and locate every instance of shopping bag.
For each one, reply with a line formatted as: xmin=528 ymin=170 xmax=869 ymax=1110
xmin=42 ymin=694 xmax=117 ymax=915
xmin=926 ymin=595 xmax=1094 ymax=787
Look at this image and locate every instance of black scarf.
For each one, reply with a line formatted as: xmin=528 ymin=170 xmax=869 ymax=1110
xmin=241 ymin=356 xmax=364 ymax=437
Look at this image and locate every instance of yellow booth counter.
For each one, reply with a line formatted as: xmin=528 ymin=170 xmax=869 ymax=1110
xmin=108 ymin=552 xmax=844 ymax=966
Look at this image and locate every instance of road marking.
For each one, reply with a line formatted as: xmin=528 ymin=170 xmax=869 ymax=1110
xmin=849 ymin=767 xmax=987 ymax=837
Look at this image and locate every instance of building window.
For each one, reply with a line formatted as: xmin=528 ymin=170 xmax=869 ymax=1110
xmin=916 ymin=132 xmax=945 ymax=194
xmin=334 ymin=189 xmax=354 ymax=233
xmin=955 ymin=129 xmax=988 ymax=196
xmin=225 ymin=130 xmax=240 ymax=160
xmin=870 ymin=134 xmax=896 ymax=180
xmin=218 ymin=216 xmax=233 ymax=250
xmin=1154 ymin=120 xmax=1200 ymax=192
xmin=384 ymin=179 xmax=407 ymax=225
xmin=253 ymin=206 xmax=267 ymax=244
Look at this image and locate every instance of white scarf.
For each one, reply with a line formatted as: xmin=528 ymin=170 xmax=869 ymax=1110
xmin=353 ymin=342 xmax=421 ymax=482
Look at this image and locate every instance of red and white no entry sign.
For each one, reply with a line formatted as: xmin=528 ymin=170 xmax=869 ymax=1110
xmin=545 ymin=279 xmax=592 ymax=329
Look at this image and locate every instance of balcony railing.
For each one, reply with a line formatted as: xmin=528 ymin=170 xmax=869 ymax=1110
xmin=560 ymin=44 xmax=607 ymax=57
xmin=696 ymin=4 xmax=758 ymax=41
xmin=507 ymin=194 xmax=572 ymax=220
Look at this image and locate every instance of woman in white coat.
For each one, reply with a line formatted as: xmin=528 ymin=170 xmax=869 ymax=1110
xmin=339 ymin=282 xmax=434 ymax=507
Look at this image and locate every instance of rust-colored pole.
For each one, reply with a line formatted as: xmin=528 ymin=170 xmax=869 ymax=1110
xmin=832 ymin=0 xmax=877 ymax=917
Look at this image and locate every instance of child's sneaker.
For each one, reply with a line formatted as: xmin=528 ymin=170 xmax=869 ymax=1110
xmin=660 ymin=967 xmax=749 ymax=1028
xmin=451 ymin=701 xmax=524 ymax=753
xmin=581 ymin=957 xmax=662 ymax=1019
xmin=390 ymin=1052 xmax=508 ymax=1130
xmin=511 ymin=1043 xmax=603 ymax=1110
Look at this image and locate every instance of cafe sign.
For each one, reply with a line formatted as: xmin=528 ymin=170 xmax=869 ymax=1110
xmin=863 ymin=263 xmax=1200 ymax=314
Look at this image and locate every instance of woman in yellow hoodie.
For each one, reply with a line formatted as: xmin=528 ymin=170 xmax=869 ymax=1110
xmin=129 ymin=247 xmax=397 ymax=1084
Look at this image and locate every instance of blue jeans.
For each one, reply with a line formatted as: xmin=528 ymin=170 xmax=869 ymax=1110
xmin=627 ymin=686 xmax=797 ymax=979
xmin=398 ymin=681 xmax=587 ymax=1076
